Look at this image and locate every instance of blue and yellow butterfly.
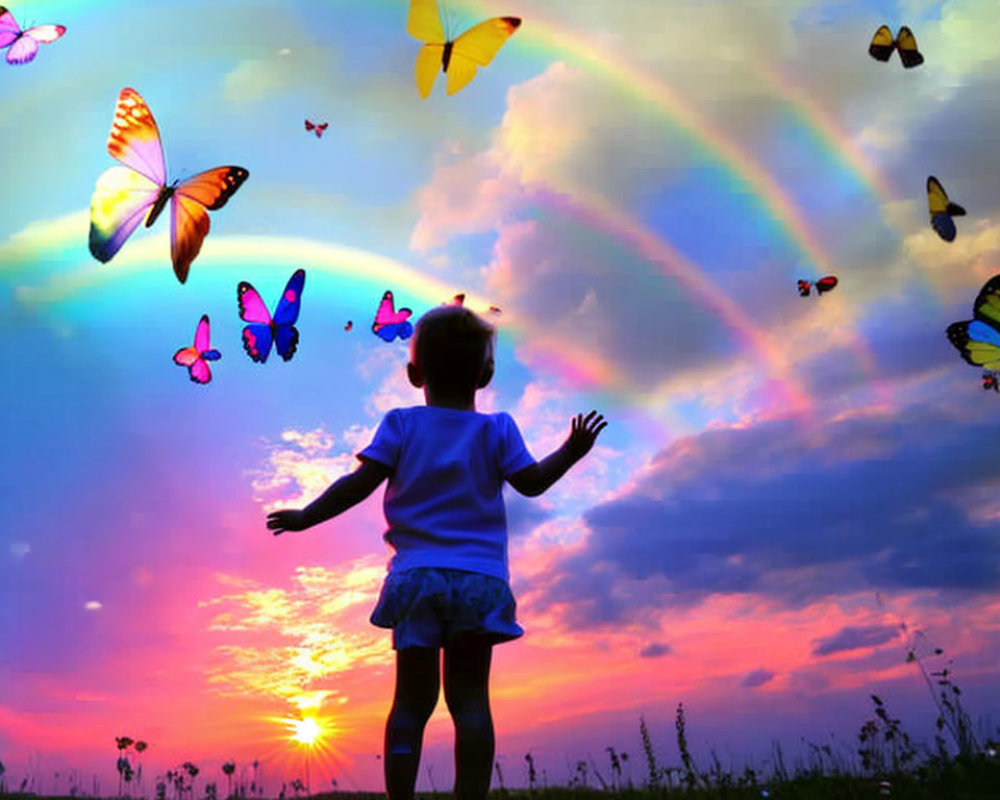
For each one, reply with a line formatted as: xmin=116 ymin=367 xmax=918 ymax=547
xmin=947 ymin=276 xmax=1000 ymax=373
xmin=927 ymin=176 xmax=966 ymax=242
xmin=407 ymin=0 xmax=520 ymax=98
xmin=868 ymin=25 xmax=923 ymax=68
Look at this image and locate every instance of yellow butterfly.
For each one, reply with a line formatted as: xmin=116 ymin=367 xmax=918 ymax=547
xmin=868 ymin=24 xmax=923 ymax=68
xmin=407 ymin=0 xmax=521 ymax=98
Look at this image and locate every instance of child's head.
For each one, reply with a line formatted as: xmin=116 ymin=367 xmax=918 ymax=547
xmin=408 ymin=305 xmax=496 ymax=395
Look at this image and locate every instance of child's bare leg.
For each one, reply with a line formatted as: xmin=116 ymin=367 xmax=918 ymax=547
xmin=443 ymin=635 xmax=494 ymax=800
xmin=385 ymin=647 xmax=440 ymax=800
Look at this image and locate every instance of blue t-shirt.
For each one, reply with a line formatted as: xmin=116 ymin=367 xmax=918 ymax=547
xmin=358 ymin=406 xmax=536 ymax=581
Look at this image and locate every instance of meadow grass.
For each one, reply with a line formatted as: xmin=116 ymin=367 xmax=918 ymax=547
xmin=2 ymin=645 xmax=997 ymax=800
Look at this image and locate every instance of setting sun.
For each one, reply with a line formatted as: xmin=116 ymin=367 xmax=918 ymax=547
xmin=292 ymin=716 xmax=322 ymax=746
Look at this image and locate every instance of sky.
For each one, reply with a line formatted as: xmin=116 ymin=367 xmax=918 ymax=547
xmin=2 ymin=0 xmax=1000 ymax=794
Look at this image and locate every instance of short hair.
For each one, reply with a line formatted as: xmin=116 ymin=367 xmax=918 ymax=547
xmin=411 ymin=305 xmax=495 ymax=393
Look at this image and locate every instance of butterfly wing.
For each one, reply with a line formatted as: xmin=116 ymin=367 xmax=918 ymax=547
xmin=89 ymin=166 xmax=165 ymax=263
xmin=446 ymin=16 xmax=521 ymax=95
xmin=238 ymin=281 xmax=275 ymax=363
xmin=272 ymin=269 xmax=305 ymax=361
xmin=408 ymin=0 xmax=446 ymax=98
xmin=0 ymin=7 xmax=21 ymax=49
xmin=305 ymin=120 xmax=315 ymax=131
xmin=167 ymin=166 xmax=247 ymax=283
xmin=106 ymin=88 xmax=167 ymax=186
xmin=868 ymin=24 xmax=895 ymax=61
xmin=815 ymin=276 xmax=838 ymax=294
xmin=408 ymin=0 xmax=445 ymax=43
xmin=797 ymin=279 xmax=811 ymax=296
xmin=947 ymin=276 xmax=1000 ymax=370
xmin=895 ymin=26 xmax=923 ymax=68
xmin=316 ymin=122 xmax=328 ymax=136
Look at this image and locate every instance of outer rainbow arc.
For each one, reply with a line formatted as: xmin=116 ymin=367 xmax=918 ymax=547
xmin=461 ymin=1 xmax=832 ymax=277
xmin=527 ymin=182 xmax=814 ymax=415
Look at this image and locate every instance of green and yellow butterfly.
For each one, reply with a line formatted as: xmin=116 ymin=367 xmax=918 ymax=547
xmin=407 ymin=0 xmax=521 ymax=98
xmin=946 ymin=275 xmax=1000 ymax=372
xmin=868 ymin=24 xmax=923 ymax=68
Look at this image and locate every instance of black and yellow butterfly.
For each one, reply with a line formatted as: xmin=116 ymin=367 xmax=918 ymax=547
xmin=946 ymin=275 xmax=1000 ymax=373
xmin=927 ymin=176 xmax=966 ymax=242
xmin=407 ymin=0 xmax=521 ymax=98
xmin=868 ymin=25 xmax=923 ymax=68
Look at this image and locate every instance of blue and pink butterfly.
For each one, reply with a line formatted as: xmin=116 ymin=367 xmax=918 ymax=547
xmin=238 ymin=269 xmax=306 ymax=362
xmin=372 ymin=290 xmax=413 ymax=342
xmin=0 ymin=6 xmax=64 ymax=65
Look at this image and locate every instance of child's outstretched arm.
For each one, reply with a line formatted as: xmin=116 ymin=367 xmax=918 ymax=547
xmin=507 ymin=410 xmax=607 ymax=498
xmin=266 ymin=459 xmax=390 ymax=535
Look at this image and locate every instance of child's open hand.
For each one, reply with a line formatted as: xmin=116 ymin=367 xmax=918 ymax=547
xmin=565 ymin=410 xmax=607 ymax=462
xmin=267 ymin=509 xmax=307 ymax=536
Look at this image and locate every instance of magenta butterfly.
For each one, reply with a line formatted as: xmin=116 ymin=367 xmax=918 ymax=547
xmin=173 ymin=315 xmax=221 ymax=384
xmin=372 ymin=290 xmax=413 ymax=342
xmin=304 ymin=120 xmax=328 ymax=138
xmin=238 ymin=269 xmax=306 ymax=363
xmin=0 ymin=6 xmax=64 ymax=65
xmin=89 ymin=88 xmax=249 ymax=284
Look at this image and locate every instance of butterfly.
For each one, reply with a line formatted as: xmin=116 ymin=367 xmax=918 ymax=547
xmin=372 ymin=290 xmax=413 ymax=342
xmin=304 ymin=120 xmax=328 ymax=138
xmin=344 ymin=320 xmax=353 ymax=332
xmin=946 ymin=275 xmax=1000 ymax=373
xmin=868 ymin=25 xmax=923 ymax=68
xmin=238 ymin=269 xmax=305 ymax=363
xmin=173 ymin=314 xmax=221 ymax=384
xmin=797 ymin=276 xmax=838 ymax=297
xmin=89 ymin=88 xmax=249 ymax=284
xmin=927 ymin=176 xmax=966 ymax=242
xmin=0 ymin=6 xmax=65 ymax=65
xmin=982 ymin=372 xmax=999 ymax=393
xmin=450 ymin=293 xmax=466 ymax=305
xmin=407 ymin=0 xmax=521 ymax=98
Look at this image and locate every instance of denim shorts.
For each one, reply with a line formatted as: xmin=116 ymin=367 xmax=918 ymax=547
xmin=370 ymin=567 xmax=524 ymax=650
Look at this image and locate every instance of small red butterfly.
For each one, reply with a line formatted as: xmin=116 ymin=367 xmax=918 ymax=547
xmin=450 ymin=293 xmax=466 ymax=306
xmin=983 ymin=372 xmax=999 ymax=392
xmin=304 ymin=120 xmax=328 ymax=138
xmin=797 ymin=276 xmax=838 ymax=297
xmin=344 ymin=320 xmax=353 ymax=332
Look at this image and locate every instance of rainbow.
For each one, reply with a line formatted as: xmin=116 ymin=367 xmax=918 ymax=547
xmin=7 ymin=224 xmax=695 ymax=429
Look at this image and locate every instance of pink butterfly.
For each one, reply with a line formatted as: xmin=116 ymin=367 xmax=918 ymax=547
xmin=304 ymin=120 xmax=328 ymax=138
xmin=0 ymin=6 xmax=65 ymax=65
xmin=89 ymin=88 xmax=249 ymax=284
xmin=173 ymin=314 xmax=221 ymax=384
xmin=372 ymin=290 xmax=413 ymax=342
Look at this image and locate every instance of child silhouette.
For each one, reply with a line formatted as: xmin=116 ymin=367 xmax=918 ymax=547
xmin=267 ymin=304 xmax=606 ymax=800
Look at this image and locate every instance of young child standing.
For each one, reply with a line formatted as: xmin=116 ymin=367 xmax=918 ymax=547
xmin=267 ymin=304 xmax=606 ymax=800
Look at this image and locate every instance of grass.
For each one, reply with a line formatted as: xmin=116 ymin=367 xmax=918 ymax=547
xmin=2 ymin=643 xmax=997 ymax=800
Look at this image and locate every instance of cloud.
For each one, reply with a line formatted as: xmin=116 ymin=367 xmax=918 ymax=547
xmin=524 ymin=397 xmax=1000 ymax=628
xmin=638 ymin=642 xmax=671 ymax=659
xmin=740 ymin=668 xmax=775 ymax=688
xmin=200 ymin=560 xmax=389 ymax=708
xmin=811 ymin=623 xmax=901 ymax=656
